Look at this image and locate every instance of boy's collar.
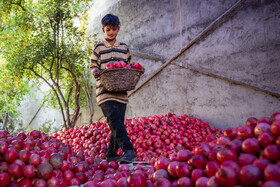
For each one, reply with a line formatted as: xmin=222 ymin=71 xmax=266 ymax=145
xmin=104 ymin=40 xmax=120 ymax=48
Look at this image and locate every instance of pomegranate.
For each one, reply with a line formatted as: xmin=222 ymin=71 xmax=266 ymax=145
xmin=37 ymin=162 xmax=53 ymax=179
xmin=188 ymin=155 xmax=207 ymax=169
xmin=216 ymin=136 xmax=231 ymax=145
xmin=73 ymin=163 xmax=87 ymax=173
xmin=0 ymin=141 xmax=8 ymax=154
xmin=264 ymin=164 xmax=280 ymax=182
xmin=254 ymin=123 xmax=271 ymax=136
xmin=257 ymin=132 xmax=276 ymax=148
xmin=4 ymin=148 xmax=17 ymax=163
xmin=127 ymin=172 xmax=147 ymax=187
xmin=154 ymin=157 xmax=170 ymax=170
xmin=263 ymin=144 xmax=280 ymax=162
xmin=239 ymin=165 xmax=262 ymax=186
xmin=261 ymin=180 xmax=280 ymax=187
xmin=270 ymin=119 xmax=280 ymax=136
xmin=176 ymin=162 xmax=191 ymax=178
xmin=117 ymin=177 xmax=127 ymax=187
xmin=97 ymin=160 xmax=107 ymax=171
xmin=215 ymin=167 xmax=238 ymax=187
xmin=193 ymin=143 xmax=211 ymax=157
xmin=109 ymin=161 xmax=119 ymax=170
xmin=19 ymin=178 xmax=32 ymax=187
xmin=75 ymin=172 xmax=88 ymax=184
xmin=191 ymin=168 xmax=204 ymax=182
xmin=119 ymin=164 xmax=130 ymax=172
xmin=257 ymin=116 xmax=272 ymax=125
xmin=0 ymin=172 xmax=10 ymax=187
xmin=246 ymin=117 xmax=258 ymax=128
xmin=29 ymin=130 xmax=41 ymax=139
xmin=205 ymin=161 xmax=220 ymax=177
xmin=153 ymin=177 xmax=171 ymax=187
xmin=47 ymin=176 xmax=59 ymax=187
xmin=168 ymin=153 xmax=178 ymax=161
xmin=7 ymin=181 xmax=20 ymax=187
xmin=223 ymin=128 xmax=237 ymax=140
xmin=152 ymin=169 xmax=170 ymax=182
xmin=8 ymin=163 xmax=23 ymax=178
xmin=69 ymin=177 xmax=80 ymax=186
xmin=224 ymin=140 xmax=242 ymax=154
xmin=253 ymin=158 xmax=272 ymax=171
xmin=33 ymin=179 xmax=47 ymax=187
xmin=12 ymin=159 xmax=25 ymax=168
xmin=60 ymin=160 xmax=70 ymax=172
xmin=238 ymin=153 xmax=257 ymax=166
xmin=99 ymin=179 xmax=117 ymax=187
xmin=242 ymin=137 xmax=260 ymax=155
xmin=207 ymin=176 xmax=219 ymax=187
xmin=0 ymin=161 xmax=9 ymax=172
xmin=23 ymin=164 xmax=36 ymax=178
xmin=167 ymin=161 xmax=179 ymax=178
xmin=49 ymin=153 xmax=63 ymax=169
xmin=177 ymin=149 xmax=192 ymax=161
xmin=221 ymin=161 xmax=240 ymax=176
xmin=237 ymin=126 xmax=254 ymax=140
xmin=29 ymin=154 xmax=41 ymax=166
xmin=271 ymin=112 xmax=280 ymax=121
xmin=217 ymin=148 xmax=237 ymax=163
xmin=18 ymin=150 xmax=31 ymax=163
xmin=106 ymin=63 xmax=115 ymax=69
xmin=195 ymin=177 xmax=209 ymax=187
xmin=276 ymin=136 xmax=280 ymax=146
xmin=177 ymin=177 xmax=193 ymax=187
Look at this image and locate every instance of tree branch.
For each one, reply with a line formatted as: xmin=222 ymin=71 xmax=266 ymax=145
xmin=61 ymin=66 xmax=81 ymax=128
xmin=25 ymin=67 xmax=67 ymax=129
xmin=66 ymin=87 xmax=73 ymax=105
xmin=82 ymin=70 xmax=94 ymax=124
xmin=11 ymin=0 xmax=26 ymax=11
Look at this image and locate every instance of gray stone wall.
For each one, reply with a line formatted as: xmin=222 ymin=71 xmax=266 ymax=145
xmin=85 ymin=0 xmax=280 ymax=129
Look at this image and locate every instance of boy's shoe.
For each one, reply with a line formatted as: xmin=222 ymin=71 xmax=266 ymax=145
xmin=106 ymin=155 xmax=121 ymax=162
xmin=118 ymin=150 xmax=137 ymax=164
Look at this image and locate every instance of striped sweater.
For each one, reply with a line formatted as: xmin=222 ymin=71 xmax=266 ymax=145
xmin=90 ymin=40 xmax=131 ymax=106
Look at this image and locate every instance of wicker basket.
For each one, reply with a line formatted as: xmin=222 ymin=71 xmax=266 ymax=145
xmin=99 ymin=68 xmax=144 ymax=92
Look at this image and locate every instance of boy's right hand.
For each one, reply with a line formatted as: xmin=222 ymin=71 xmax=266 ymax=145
xmin=91 ymin=68 xmax=101 ymax=79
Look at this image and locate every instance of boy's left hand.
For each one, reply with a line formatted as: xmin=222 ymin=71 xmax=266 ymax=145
xmin=92 ymin=68 xmax=101 ymax=79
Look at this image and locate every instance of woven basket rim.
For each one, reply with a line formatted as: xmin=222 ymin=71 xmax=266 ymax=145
xmin=100 ymin=68 xmax=144 ymax=75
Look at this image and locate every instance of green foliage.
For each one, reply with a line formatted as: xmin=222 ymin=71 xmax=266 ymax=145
xmin=0 ymin=0 xmax=95 ymax=128
xmin=0 ymin=58 xmax=30 ymax=122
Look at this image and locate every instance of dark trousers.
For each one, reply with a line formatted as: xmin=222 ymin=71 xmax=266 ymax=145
xmin=100 ymin=100 xmax=133 ymax=157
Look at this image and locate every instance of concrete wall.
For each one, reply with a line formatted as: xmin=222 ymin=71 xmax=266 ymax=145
xmin=17 ymin=82 xmax=63 ymax=131
xmin=86 ymin=0 xmax=280 ymax=129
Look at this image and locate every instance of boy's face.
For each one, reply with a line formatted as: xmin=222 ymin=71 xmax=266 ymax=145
xmin=103 ymin=25 xmax=120 ymax=41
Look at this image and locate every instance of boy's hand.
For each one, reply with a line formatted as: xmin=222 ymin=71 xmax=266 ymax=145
xmin=91 ymin=68 xmax=101 ymax=79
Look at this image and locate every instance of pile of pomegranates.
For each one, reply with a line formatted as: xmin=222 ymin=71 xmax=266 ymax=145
xmin=0 ymin=112 xmax=279 ymax=186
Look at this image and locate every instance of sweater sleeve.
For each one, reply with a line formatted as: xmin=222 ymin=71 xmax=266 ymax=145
xmin=90 ymin=45 xmax=101 ymax=69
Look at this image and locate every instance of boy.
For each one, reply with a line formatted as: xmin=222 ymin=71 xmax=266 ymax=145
xmin=90 ymin=14 xmax=137 ymax=163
